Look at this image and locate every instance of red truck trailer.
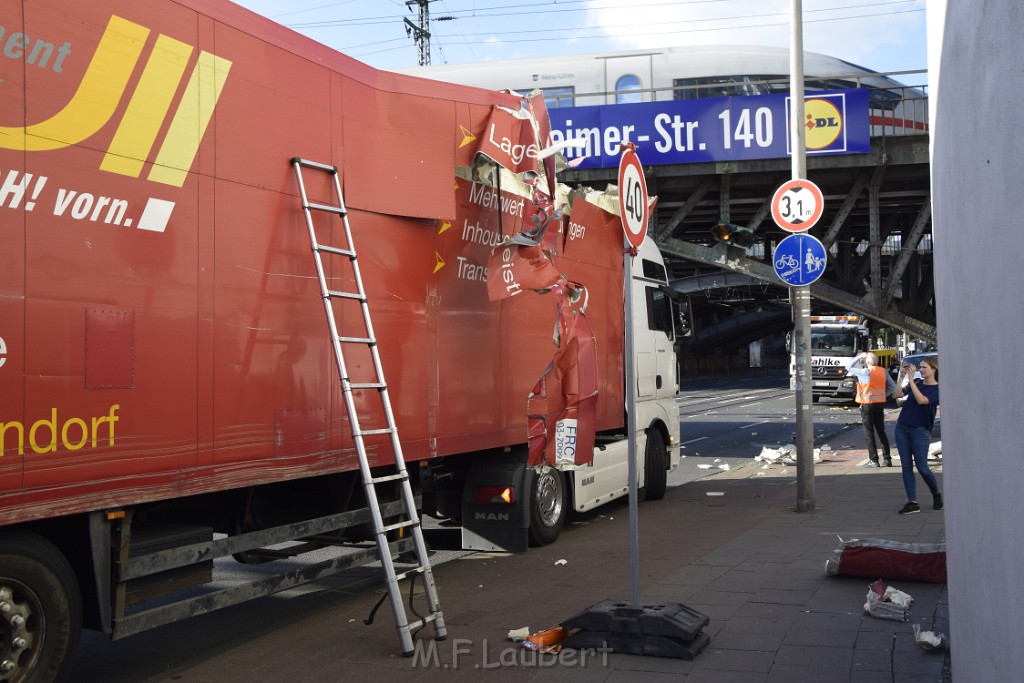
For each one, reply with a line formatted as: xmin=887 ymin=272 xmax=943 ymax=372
xmin=0 ymin=0 xmax=680 ymax=678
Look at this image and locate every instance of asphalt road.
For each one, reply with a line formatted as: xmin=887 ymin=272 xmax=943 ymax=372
xmin=669 ymin=372 xmax=874 ymax=487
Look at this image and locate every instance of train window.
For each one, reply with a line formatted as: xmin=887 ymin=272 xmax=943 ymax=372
xmin=667 ymin=73 xmax=907 ymax=113
xmin=519 ymin=86 xmax=575 ymax=109
xmin=672 ymin=75 xmax=777 ymax=99
xmin=868 ymin=89 xmax=902 ymax=111
xmin=615 ymin=74 xmax=643 ymax=104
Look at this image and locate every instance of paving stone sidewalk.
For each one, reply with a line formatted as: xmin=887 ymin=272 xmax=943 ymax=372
xmin=93 ymin=441 xmax=948 ymax=683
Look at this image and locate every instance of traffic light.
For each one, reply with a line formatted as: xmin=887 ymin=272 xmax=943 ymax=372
xmin=710 ymin=223 xmax=756 ymax=248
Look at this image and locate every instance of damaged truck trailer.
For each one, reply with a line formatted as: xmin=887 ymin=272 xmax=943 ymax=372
xmin=0 ymin=0 xmax=680 ymax=678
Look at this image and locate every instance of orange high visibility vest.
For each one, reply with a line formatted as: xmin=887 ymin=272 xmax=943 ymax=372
xmin=856 ymin=366 xmax=887 ymax=404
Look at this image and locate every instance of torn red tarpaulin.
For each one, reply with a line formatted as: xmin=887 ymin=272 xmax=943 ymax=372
xmin=485 ymin=232 xmax=596 ymax=467
xmin=526 ymin=281 xmax=597 ymax=467
xmin=825 ymin=537 xmax=947 ymax=584
xmin=526 ymin=90 xmax=557 ymax=200
xmin=486 ymin=241 xmax=562 ymax=301
xmin=474 ymin=104 xmax=541 ymax=177
xmin=478 ymin=90 xmax=599 ymax=468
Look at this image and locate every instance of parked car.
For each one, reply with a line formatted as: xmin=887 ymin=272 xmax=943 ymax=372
xmin=890 ymin=352 xmax=938 ymax=405
xmin=891 ymin=352 xmax=939 ymax=382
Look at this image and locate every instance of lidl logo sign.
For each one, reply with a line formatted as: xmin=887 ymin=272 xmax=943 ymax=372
xmin=804 ymin=98 xmax=844 ymax=150
xmin=0 ymin=15 xmax=232 ymax=188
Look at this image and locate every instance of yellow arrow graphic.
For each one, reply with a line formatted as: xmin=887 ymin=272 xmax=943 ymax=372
xmin=433 ymin=252 xmax=446 ymax=274
xmin=438 ymin=220 xmax=451 ymax=235
xmin=458 ymin=125 xmax=476 ymax=148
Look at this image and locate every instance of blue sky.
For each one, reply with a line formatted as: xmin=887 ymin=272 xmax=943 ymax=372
xmin=231 ymin=0 xmax=927 ymax=78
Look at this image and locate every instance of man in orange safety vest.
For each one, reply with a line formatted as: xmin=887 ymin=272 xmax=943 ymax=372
xmin=846 ymin=352 xmax=898 ymax=467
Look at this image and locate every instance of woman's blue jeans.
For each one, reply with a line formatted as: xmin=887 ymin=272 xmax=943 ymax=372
xmin=895 ymin=423 xmax=939 ymax=501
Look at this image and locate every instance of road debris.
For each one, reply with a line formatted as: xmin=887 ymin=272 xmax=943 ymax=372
xmin=754 ymin=444 xmax=821 ymax=466
xmin=864 ymin=579 xmax=913 ymax=621
xmin=520 ymin=626 xmax=571 ymax=653
xmin=825 ymin=537 xmax=947 ymax=583
xmin=507 ymin=627 xmax=530 ymax=641
xmin=913 ymin=624 xmax=948 ymax=650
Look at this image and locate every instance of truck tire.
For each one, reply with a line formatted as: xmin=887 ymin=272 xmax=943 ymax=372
xmin=640 ymin=429 xmax=668 ymax=501
xmin=0 ymin=530 xmax=82 ymax=683
xmin=528 ymin=467 xmax=566 ymax=546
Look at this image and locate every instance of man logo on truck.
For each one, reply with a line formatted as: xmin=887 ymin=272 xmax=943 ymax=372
xmin=0 ymin=15 xmax=231 ymax=188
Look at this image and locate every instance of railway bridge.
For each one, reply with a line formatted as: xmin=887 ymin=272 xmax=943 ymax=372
xmin=563 ymin=129 xmax=933 ymax=353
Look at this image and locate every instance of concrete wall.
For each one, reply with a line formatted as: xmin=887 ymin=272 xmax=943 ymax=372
xmin=928 ymin=1 xmax=1024 ymax=679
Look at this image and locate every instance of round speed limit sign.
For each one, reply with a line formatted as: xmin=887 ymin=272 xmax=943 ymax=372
xmin=617 ymin=148 xmax=649 ymax=248
xmin=771 ymin=179 xmax=824 ymax=232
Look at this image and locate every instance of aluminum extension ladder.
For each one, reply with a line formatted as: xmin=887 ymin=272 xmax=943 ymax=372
xmin=290 ymin=157 xmax=446 ymax=655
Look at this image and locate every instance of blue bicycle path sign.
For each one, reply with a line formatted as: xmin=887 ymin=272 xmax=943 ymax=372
xmin=774 ymin=233 xmax=827 ymax=286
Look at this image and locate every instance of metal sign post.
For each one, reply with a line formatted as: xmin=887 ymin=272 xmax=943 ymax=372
xmin=789 ymin=0 xmax=816 ymax=512
xmin=556 ymin=145 xmax=711 ymax=661
xmin=617 ymin=145 xmax=648 ymax=609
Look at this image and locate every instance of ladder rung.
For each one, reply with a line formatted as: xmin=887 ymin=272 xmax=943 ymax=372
xmin=326 ymin=290 xmax=366 ymax=301
xmin=305 ymin=201 xmax=346 ymax=215
xmin=370 ymin=472 xmax=408 ymax=484
xmin=358 ymin=428 xmax=395 ymax=437
xmin=316 ymin=244 xmax=355 ymax=258
xmin=336 ymin=335 xmax=375 ymax=345
xmin=381 ymin=519 xmax=419 ymax=534
xmin=291 ymin=157 xmax=337 ymax=172
xmin=405 ymin=613 xmax=440 ymax=632
xmin=348 ymin=382 xmax=386 ymax=390
xmin=394 ymin=565 xmax=427 ymax=582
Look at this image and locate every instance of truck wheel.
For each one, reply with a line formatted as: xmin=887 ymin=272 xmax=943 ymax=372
xmin=0 ymin=530 xmax=82 ymax=683
xmin=528 ymin=467 xmax=566 ymax=546
xmin=640 ymin=430 xmax=668 ymax=501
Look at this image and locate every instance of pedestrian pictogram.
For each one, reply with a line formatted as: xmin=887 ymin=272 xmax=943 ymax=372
xmin=772 ymin=179 xmax=824 ymax=232
xmin=774 ymin=233 xmax=827 ymax=286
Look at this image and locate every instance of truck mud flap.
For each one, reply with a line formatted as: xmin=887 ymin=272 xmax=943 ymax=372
xmin=461 ymin=460 xmax=530 ymax=552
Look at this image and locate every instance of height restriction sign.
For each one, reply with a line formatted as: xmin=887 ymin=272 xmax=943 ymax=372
xmin=771 ymin=179 xmax=824 ymax=232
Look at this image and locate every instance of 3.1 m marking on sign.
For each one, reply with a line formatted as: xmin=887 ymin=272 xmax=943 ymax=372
xmin=779 ymin=194 xmax=808 ymax=222
xmin=771 ymin=179 xmax=824 ymax=232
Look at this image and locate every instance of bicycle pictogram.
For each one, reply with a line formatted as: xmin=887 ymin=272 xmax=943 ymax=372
xmin=775 ymin=254 xmax=798 ymax=271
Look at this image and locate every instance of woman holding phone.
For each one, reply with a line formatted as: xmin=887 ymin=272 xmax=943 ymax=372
xmin=892 ymin=356 xmax=942 ymax=514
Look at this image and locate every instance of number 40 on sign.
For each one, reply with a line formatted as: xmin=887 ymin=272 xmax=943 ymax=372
xmin=617 ymin=147 xmax=649 ymax=248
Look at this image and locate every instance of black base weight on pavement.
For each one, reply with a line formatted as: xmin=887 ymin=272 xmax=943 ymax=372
xmin=560 ymin=599 xmax=711 ymax=660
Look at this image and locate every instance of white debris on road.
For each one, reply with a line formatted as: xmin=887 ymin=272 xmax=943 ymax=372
xmin=913 ymin=624 xmax=948 ymax=650
xmin=754 ymin=444 xmax=821 ymax=466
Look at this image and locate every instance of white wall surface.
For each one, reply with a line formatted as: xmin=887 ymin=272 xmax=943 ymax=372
xmin=928 ymin=1 xmax=1024 ymax=679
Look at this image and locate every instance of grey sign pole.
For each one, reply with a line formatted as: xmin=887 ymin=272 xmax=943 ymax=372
xmin=624 ymin=242 xmax=640 ymax=608
xmin=790 ymin=0 xmax=816 ymax=512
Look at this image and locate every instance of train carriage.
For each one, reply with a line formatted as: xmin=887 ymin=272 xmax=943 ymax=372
xmin=393 ymin=45 xmax=927 ymax=136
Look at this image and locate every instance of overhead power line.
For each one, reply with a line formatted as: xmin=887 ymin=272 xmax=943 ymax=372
xmin=350 ymin=7 xmax=923 ymax=59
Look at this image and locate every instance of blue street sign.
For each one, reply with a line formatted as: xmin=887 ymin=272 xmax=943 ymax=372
xmin=548 ymin=89 xmax=870 ymax=169
xmin=774 ymin=233 xmax=827 ymax=286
